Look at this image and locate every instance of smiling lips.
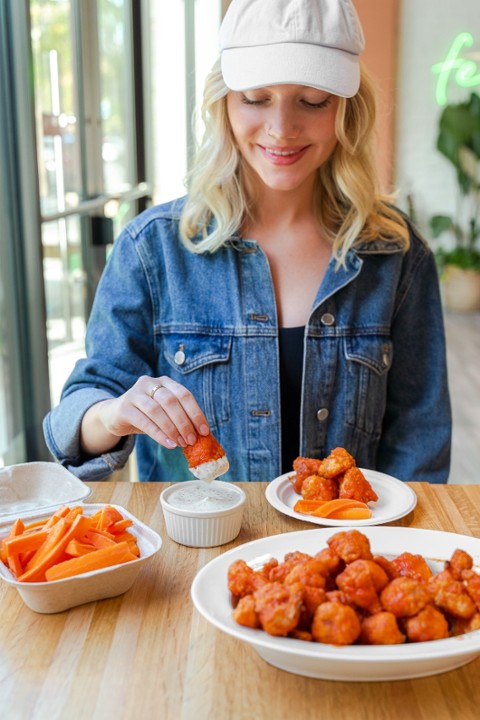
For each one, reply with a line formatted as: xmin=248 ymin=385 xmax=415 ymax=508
xmin=259 ymin=144 xmax=309 ymax=165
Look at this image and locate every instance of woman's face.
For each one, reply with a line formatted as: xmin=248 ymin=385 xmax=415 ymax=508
xmin=226 ymin=84 xmax=340 ymax=196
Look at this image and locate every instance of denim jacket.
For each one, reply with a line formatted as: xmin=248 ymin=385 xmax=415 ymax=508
xmin=43 ymin=197 xmax=452 ymax=483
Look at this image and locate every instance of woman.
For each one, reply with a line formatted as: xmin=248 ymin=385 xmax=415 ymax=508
xmin=43 ymin=0 xmax=451 ymax=483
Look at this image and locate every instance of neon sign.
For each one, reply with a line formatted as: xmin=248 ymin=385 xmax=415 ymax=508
xmin=431 ymin=32 xmax=480 ymax=106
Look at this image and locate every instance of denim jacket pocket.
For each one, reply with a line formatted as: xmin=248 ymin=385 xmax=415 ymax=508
xmin=344 ymin=335 xmax=392 ymax=437
xmin=162 ymin=332 xmax=232 ymax=426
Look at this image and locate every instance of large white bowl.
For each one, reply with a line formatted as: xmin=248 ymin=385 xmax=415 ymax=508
xmin=191 ymin=526 xmax=480 ymax=681
xmin=0 ymin=503 xmax=162 ymax=614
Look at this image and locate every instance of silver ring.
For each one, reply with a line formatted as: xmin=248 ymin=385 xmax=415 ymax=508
xmin=148 ymin=383 xmax=162 ymax=399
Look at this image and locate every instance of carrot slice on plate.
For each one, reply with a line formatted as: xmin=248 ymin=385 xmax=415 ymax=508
xmin=293 ymin=499 xmax=328 ymax=514
xmin=311 ymin=498 xmax=370 ymax=518
xmin=327 ymin=507 xmax=372 ymax=520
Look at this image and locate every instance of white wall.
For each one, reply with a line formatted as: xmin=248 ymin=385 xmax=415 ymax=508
xmin=149 ymin=0 xmax=221 ymax=205
xmin=395 ymin=0 xmax=480 ymax=237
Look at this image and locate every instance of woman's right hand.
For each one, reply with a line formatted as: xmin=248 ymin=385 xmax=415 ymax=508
xmin=79 ymin=375 xmax=210 ymax=456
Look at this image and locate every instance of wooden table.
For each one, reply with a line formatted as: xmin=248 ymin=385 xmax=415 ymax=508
xmin=2 ymin=482 xmax=480 ymax=720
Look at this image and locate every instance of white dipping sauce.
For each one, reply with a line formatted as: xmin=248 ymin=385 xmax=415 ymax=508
xmin=167 ymin=481 xmax=240 ymax=512
xmin=189 ymin=456 xmax=230 ymax=483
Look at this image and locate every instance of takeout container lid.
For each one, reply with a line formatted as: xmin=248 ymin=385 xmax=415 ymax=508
xmin=0 ymin=462 xmax=92 ymax=520
xmin=160 ymin=480 xmax=246 ymax=547
xmin=0 ymin=502 xmax=162 ymax=614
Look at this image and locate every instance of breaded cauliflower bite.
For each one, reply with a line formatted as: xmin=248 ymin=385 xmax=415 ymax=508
xmin=360 ymin=611 xmax=405 ymax=645
xmin=327 ymin=529 xmax=373 ymax=564
xmin=312 ymin=601 xmax=361 ymax=646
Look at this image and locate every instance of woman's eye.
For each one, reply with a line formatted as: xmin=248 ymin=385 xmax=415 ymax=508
xmin=241 ymin=95 xmax=267 ymax=106
xmin=239 ymin=94 xmax=333 ymax=108
xmin=302 ymin=97 xmax=333 ymax=109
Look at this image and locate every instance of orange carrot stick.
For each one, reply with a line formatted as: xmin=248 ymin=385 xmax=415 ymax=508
xmin=42 ymin=505 xmax=71 ymax=530
xmin=113 ymin=531 xmax=140 ymax=556
xmin=44 ymin=541 xmax=137 ymax=582
xmin=327 ymin=507 xmax=372 ymax=520
xmin=90 ymin=506 xmax=124 ymax=531
xmin=10 ymin=518 xmax=25 ymax=536
xmin=19 ymin=550 xmax=38 ymax=567
xmin=3 ymin=530 xmax=49 ymax=558
xmin=293 ymin=499 xmax=328 ymax=514
xmin=110 ymin=519 xmax=134 ymax=533
xmin=84 ymin=529 xmax=117 ymax=550
xmin=64 ymin=539 xmax=97 ymax=557
xmin=7 ymin=554 xmax=23 ymax=577
xmin=23 ymin=519 xmax=48 ymax=532
xmin=3 ymin=527 xmax=47 ymax=577
xmin=63 ymin=506 xmax=84 ymax=525
xmin=311 ymin=498 xmax=370 ymax=518
xmin=1 ymin=518 xmax=25 ymax=564
xmin=19 ymin=514 xmax=93 ymax=583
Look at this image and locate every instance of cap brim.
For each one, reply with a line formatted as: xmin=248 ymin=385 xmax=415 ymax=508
xmin=221 ymin=42 xmax=360 ymax=98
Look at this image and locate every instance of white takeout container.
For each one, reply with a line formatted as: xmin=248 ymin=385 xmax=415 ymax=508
xmin=0 ymin=462 xmax=92 ymax=520
xmin=160 ymin=480 xmax=246 ymax=547
xmin=0 ymin=502 xmax=162 ymax=614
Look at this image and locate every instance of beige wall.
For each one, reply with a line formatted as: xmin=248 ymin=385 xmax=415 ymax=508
xmin=353 ymin=0 xmax=400 ymax=193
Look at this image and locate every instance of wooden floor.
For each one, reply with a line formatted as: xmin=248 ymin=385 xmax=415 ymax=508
xmin=113 ymin=310 xmax=480 ymax=485
xmin=444 ymin=310 xmax=480 ymax=484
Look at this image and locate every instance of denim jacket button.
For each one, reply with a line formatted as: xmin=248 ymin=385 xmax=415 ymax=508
xmin=316 ymin=408 xmax=329 ymax=421
xmin=320 ymin=313 xmax=335 ymax=326
xmin=174 ymin=350 xmax=186 ymax=365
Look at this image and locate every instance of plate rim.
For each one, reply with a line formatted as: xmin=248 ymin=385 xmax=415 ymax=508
xmin=265 ymin=468 xmax=417 ymax=526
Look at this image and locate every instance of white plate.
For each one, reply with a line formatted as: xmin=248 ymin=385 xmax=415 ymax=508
xmin=265 ymin=469 xmax=417 ymax=526
xmin=0 ymin=462 xmax=91 ymax=521
xmin=191 ymin=527 xmax=480 ymax=681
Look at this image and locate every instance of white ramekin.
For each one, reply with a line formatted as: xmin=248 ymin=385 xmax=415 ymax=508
xmin=160 ymin=480 xmax=246 ymax=547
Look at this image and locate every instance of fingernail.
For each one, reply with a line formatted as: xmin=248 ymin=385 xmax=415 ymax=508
xmin=187 ymin=433 xmax=197 ymax=445
xmin=165 ymin=438 xmax=177 ymax=448
xmin=199 ymin=424 xmax=209 ymax=435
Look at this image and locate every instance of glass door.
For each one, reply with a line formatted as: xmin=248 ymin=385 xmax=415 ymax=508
xmin=0 ymin=0 xmax=222 ymax=467
xmin=30 ymin=0 xmax=150 ymax=405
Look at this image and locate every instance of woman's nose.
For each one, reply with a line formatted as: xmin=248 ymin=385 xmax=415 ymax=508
xmin=265 ymin=108 xmax=300 ymax=140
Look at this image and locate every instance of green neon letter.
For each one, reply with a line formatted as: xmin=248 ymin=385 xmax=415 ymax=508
xmin=431 ymin=32 xmax=475 ymax=105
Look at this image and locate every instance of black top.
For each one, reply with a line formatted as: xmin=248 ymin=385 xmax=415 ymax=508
xmin=278 ymin=326 xmax=305 ymax=474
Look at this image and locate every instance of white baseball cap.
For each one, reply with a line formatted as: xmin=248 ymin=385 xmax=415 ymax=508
xmin=220 ymin=0 xmax=365 ymax=98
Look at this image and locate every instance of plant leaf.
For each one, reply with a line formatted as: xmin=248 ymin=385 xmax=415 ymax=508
xmin=430 ymin=215 xmax=454 ymax=238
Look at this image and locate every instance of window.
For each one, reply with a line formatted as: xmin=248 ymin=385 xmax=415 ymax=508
xmin=0 ymin=0 xmax=222 ymax=466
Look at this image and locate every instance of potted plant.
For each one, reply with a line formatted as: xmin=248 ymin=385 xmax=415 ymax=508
xmin=429 ymin=92 xmax=480 ymax=312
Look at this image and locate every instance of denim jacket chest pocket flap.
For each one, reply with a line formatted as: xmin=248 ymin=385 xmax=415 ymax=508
xmin=162 ymin=332 xmax=233 ymax=427
xmin=163 ymin=332 xmax=232 ymax=374
xmin=344 ymin=335 xmax=392 ymax=375
xmin=343 ymin=335 xmax=393 ymax=437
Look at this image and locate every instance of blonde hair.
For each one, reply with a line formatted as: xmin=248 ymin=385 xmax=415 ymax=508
xmin=179 ymin=59 xmax=409 ymax=262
